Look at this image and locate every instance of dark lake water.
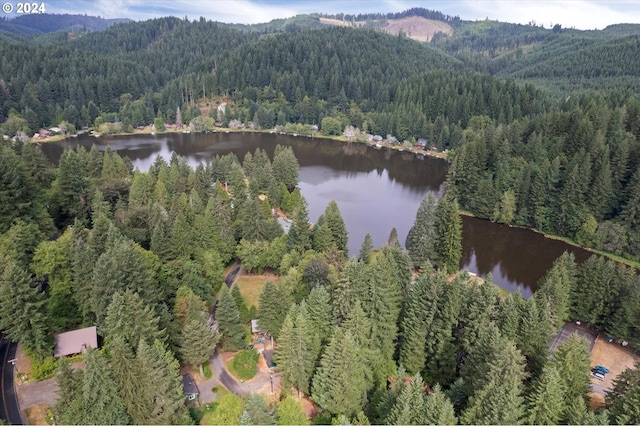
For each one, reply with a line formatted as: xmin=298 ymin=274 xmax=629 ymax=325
xmin=41 ymin=132 xmax=594 ymax=297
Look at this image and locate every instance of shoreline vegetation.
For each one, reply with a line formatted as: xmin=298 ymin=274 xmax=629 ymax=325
xmin=31 ymin=125 xmax=639 ymax=270
xmin=30 ymin=124 xmax=450 ymax=159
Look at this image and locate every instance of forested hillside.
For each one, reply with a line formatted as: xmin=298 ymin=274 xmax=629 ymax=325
xmin=432 ymin=20 xmax=640 ymax=93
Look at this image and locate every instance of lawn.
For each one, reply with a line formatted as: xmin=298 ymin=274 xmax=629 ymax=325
xmin=226 ymin=349 xmax=259 ymax=381
xmin=234 ymin=275 xmax=278 ymax=309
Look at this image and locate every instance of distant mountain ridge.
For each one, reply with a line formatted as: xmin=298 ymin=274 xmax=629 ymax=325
xmin=0 ymin=13 xmax=131 ymax=34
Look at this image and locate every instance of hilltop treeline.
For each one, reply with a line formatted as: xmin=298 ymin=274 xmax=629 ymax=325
xmin=318 ymin=7 xmax=461 ymax=25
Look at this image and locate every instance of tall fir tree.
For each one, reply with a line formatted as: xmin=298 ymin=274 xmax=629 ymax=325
xmin=423 ymin=384 xmax=458 ymax=425
xmin=274 ymin=305 xmax=320 ymax=396
xmin=434 ymin=194 xmax=462 ymax=273
xmin=525 ymin=365 xmax=566 ymax=425
xmin=103 ymin=289 xmax=166 ymax=349
xmin=216 ymin=285 xmax=247 ymax=350
xmin=460 ymin=337 xmax=527 ymax=425
xmin=398 ymin=269 xmax=440 ymax=374
xmin=385 ymin=374 xmax=427 ymax=425
xmin=241 ymin=393 xmax=276 ymax=425
xmin=606 ymin=362 xmax=640 ymax=425
xmin=130 ymin=339 xmax=191 ymax=425
xmin=535 ymin=251 xmax=577 ymax=330
xmin=550 ymin=333 xmax=592 ymax=420
xmin=358 ymin=233 xmax=374 ymax=264
xmin=311 ymin=329 xmax=368 ymax=417
xmin=0 ymin=260 xmax=51 ymax=357
xmin=258 ymin=280 xmax=293 ymax=339
xmin=405 ymin=192 xmax=438 ymax=268
xmin=323 ymin=200 xmax=349 ymax=255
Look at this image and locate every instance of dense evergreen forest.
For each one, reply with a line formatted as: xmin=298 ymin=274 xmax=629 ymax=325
xmin=0 ymin=141 xmax=639 ymax=424
xmin=1 ymin=8 xmax=640 ymax=423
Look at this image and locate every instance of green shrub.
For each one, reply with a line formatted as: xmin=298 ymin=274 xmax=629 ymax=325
xmin=31 ymin=356 xmax=58 ymax=381
xmin=188 ymin=406 xmax=203 ymax=424
xmin=231 ymin=349 xmax=259 ymax=381
xmin=203 ymin=362 xmax=213 ymax=380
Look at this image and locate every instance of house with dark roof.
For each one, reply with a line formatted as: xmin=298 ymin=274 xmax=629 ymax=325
xmin=53 ymin=326 xmax=98 ymax=357
xmin=182 ymin=374 xmax=199 ymax=401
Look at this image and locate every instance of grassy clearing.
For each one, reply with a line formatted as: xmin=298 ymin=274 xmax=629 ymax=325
xmin=227 ymin=349 xmax=259 ymax=381
xmin=235 ymin=275 xmax=276 ymax=309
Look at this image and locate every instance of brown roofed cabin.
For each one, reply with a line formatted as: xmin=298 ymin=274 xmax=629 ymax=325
xmin=53 ymin=326 xmax=98 ymax=357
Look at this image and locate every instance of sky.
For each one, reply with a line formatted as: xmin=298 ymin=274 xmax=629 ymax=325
xmin=16 ymin=0 xmax=640 ymax=30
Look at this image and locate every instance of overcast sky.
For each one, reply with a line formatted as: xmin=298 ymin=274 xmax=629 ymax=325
xmin=29 ymin=1 xmax=640 ymax=29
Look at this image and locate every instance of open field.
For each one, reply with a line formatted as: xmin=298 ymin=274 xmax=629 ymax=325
xmin=234 ymin=274 xmax=278 ymax=309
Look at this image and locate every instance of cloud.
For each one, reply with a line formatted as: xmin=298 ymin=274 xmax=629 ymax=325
xmin=44 ymin=0 xmax=640 ymax=28
xmin=459 ymin=0 xmax=640 ymax=29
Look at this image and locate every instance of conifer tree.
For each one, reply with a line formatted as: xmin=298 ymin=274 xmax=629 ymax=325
xmin=54 ymin=358 xmax=83 ymax=423
xmin=385 ymin=374 xmax=427 ymax=425
xmin=606 ymin=362 xmax=640 ymax=425
xmin=331 ymin=259 xmax=365 ymax=323
xmin=361 ymin=253 xmax=402 ymax=367
xmin=216 ymin=285 xmax=247 ymax=350
xmin=130 ymin=339 xmax=191 ymax=425
xmin=274 ymin=305 xmax=320 ymax=396
xmin=305 ymin=286 xmax=333 ymax=344
xmin=405 ymin=192 xmax=437 ymax=268
xmin=287 ymin=198 xmax=313 ymax=253
xmin=66 ymin=348 xmax=130 ymax=425
xmin=312 ymin=222 xmax=334 ymax=253
xmin=241 ymin=393 xmax=276 ymax=425
xmin=108 ymin=337 xmax=139 ymax=418
xmin=460 ymin=338 xmax=526 ymax=425
xmin=423 ymin=384 xmax=457 ymax=425
xmin=311 ymin=329 xmax=368 ymax=417
xmin=535 ymin=251 xmax=577 ymax=329
xmin=358 ymin=233 xmax=373 ymax=263
xmin=525 ymin=365 xmax=566 ymax=425
xmin=103 ymin=289 xmax=166 ymax=349
xmin=178 ymin=313 xmax=219 ymax=375
xmin=323 ymin=200 xmax=348 ymax=255
xmin=0 ymin=260 xmax=51 ymax=357
xmin=272 ymin=145 xmax=300 ymax=190
xmin=387 ymin=227 xmax=400 ymax=248
xmin=276 ymin=395 xmax=310 ymax=425
xmin=550 ymin=333 xmax=592 ymax=411
xmin=434 ymin=194 xmax=462 ymax=273
xmin=258 ymin=280 xmax=293 ymax=338
xmin=399 ymin=270 xmax=440 ymax=374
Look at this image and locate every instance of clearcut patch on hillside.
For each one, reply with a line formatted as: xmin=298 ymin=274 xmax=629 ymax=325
xmin=319 ymin=16 xmax=452 ymax=42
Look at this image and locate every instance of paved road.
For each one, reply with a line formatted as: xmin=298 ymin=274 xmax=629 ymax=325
xmin=0 ymin=335 xmax=23 ymax=425
xmin=209 ymin=350 xmax=272 ymax=396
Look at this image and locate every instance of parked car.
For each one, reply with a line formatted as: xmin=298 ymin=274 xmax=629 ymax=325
xmin=591 ymin=371 xmax=605 ymax=381
xmin=594 ymin=365 xmax=610 ymax=374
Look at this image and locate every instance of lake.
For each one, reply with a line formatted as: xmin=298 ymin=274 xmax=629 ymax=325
xmin=41 ymin=132 xmax=594 ymax=297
